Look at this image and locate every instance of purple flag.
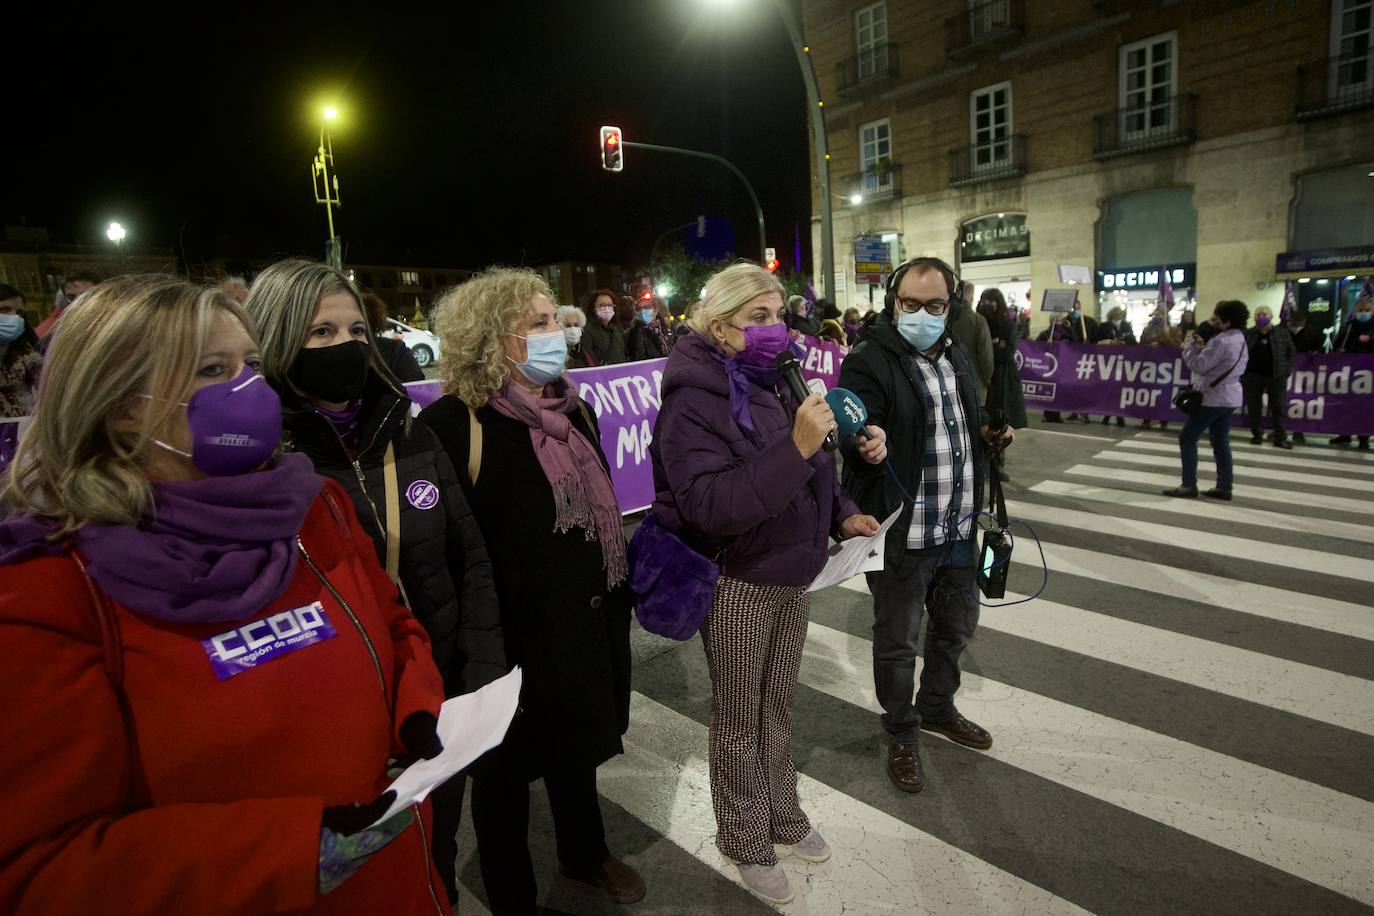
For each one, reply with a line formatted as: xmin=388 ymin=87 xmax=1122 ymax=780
xmin=1159 ymin=265 xmax=1174 ymax=316
xmin=1361 ymin=279 xmax=1373 ymax=300
xmin=1280 ymin=282 xmax=1297 ymax=320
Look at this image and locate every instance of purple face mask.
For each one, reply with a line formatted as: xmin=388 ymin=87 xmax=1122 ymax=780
xmin=1256 ymin=314 xmax=1271 ymax=327
xmin=731 ymin=322 xmax=790 ymax=368
xmin=147 ymin=367 xmax=283 ymax=476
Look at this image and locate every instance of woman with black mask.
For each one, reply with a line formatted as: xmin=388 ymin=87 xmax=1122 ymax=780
xmin=246 ymin=259 xmax=505 ymax=909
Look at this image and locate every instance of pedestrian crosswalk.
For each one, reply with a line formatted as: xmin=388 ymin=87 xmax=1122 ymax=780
xmin=454 ymin=428 xmax=1374 ymax=915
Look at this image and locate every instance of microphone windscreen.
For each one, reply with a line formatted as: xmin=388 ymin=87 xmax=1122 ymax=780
xmin=774 ymin=349 xmax=800 ymax=371
xmin=825 ymin=387 xmax=869 ymax=439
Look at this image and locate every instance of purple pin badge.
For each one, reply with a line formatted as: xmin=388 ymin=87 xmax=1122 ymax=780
xmin=406 ymin=479 xmax=440 ymax=510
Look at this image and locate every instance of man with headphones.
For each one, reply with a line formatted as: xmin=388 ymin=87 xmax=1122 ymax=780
xmin=837 ymin=256 xmax=1013 ymax=794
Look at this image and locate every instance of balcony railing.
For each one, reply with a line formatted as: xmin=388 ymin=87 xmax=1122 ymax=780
xmin=1092 ymin=94 xmax=1197 ymax=159
xmin=1296 ymin=53 xmax=1374 ymax=120
xmin=837 ymin=43 xmax=900 ymax=95
xmin=945 ymin=0 xmax=1025 ymax=58
xmin=842 ymin=165 xmax=904 ymax=205
xmin=948 ymin=135 xmax=1028 ymax=187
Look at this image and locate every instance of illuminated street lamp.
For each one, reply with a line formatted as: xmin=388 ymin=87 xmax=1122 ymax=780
xmin=849 ymin=193 xmax=864 ymax=205
xmin=313 ymin=105 xmax=343 ymax=269
xmin=106 ymin=221 xmax=126 ymax=244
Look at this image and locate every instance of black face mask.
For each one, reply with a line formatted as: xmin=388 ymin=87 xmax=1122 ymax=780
xmin=1196 ymin=322 xmax=1221 ymax=342
xmin=288 ymin=339 xmax=370 ymax=403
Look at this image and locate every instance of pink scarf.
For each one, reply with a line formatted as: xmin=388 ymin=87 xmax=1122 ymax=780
xmin=486 ymin=379 xmax=628 ymax=588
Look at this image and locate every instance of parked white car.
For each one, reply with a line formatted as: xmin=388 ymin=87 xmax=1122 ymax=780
xmin=382 ymin=318 xmax=442 ymax=368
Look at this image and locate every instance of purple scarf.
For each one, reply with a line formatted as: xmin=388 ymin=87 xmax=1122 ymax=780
xmin=486 ymin=379 xmax=628 ymax=588
xmin=704 ymin=346 xmax=789 ymax=433
xmin=315 ymin=400 xmax=363 ymax=450
xmin=0 ymin=453 xmax=324 ymax=624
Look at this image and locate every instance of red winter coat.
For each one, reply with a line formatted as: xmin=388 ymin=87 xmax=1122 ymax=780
xmin=0 ymin=479 xmax=447 ymax=915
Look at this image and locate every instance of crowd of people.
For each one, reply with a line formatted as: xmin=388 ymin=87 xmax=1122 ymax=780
xmin=0 ymin=255 xmax=1367 ymax=914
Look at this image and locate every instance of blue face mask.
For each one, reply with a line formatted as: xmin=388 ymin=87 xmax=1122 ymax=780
xmin=896 ymin=310 xmax=946 ymax=351
xmin=637 ymin=308 xmax=656 ymax=324
xmin=0 ymin=313 xmax=24 ymax=342
xmin=1355 ymin=311 xmax=1373 ymax=323
xmin=509 ymin=329 xmax=567 ymax=384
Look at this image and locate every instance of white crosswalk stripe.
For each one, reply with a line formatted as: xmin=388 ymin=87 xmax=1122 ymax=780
xmin=601 ymin=693 xmax=1093 ymax=916
xmin=1061 ymin=464 xmax=1374 ymax=515
xmin=1027 ymin=479 xmax=1374 ymax=544
xmin=1111 ymin=437 xmax=1374 ymax=475
xmin=1136 ymin=429 xmax=1374 ymax=462
xmin=797 ymin=619 xmax=1374 ymax=907
xmin=1090 ymin=449 xmax=1370 ymax=492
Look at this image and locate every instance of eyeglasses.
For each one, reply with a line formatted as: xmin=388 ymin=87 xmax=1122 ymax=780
xmin=895 ymin=297 xmax=949 ymax=316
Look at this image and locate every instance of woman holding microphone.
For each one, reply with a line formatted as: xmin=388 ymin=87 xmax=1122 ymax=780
xmin=649 ymin=262 xmax=880 ymax=905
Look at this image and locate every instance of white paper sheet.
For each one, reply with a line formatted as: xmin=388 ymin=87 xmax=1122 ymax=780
xmin=807 ymin=507 xmax=902 ymax=593
xmin=368 ymin=666 xmax=523 ymax=827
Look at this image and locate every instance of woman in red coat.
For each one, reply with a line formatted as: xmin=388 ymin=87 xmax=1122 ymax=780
xmin=0 ymin=275 xmax=449 ymax=915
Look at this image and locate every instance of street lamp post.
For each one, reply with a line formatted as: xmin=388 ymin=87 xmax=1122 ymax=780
xmin=313 ymin=107 xmax=343 ymax=269
xmin=767 ymin=0 xmax=834 ymax=300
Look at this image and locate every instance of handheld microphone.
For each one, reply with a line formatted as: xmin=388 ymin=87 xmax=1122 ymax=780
xmin=775 ymin=351 xmax=838 ymax=451
xmin=825 ymin=387 xmax=870 ymax=441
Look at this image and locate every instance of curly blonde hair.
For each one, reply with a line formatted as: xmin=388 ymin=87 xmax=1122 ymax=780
xmin=432 ymin=266 xmax=557 ymax=407
xmin=3 ymin=275 xmax=253 ymax=534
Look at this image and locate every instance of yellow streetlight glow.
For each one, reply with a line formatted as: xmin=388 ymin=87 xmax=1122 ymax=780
xmin=323 ymin=106 xmax=339 ymax=120
xmin=850 ymin=194 xmax=863 ymax=205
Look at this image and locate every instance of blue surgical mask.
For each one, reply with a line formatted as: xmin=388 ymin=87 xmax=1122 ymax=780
xmin=1355 ymin=312 xmax=1373 ymax=323
xmin=0 ymin=313 xmax=24 ymax=342
xmin=509 ymin=329 xmax=567 ymax=384
xmin=637 ymin=308 xmax=656 ymax=324
xmin=896 ymin=310 xmax=946 ymax=351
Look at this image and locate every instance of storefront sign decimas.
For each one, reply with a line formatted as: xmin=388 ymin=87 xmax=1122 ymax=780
xmin=960 ymin=213 xmax=1030 ymax=263
xmin=1095 ymin=263 xmax=1196 ymax=293
xmin=1016 ymin=341 xmax=1374 ymax=433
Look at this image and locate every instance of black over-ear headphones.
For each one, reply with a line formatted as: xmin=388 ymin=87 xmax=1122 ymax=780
xmin=884 ymin=256 xmax=963 ymax=315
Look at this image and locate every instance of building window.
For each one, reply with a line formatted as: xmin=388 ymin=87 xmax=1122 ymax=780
xmin=855 ymin=2 xmax=888 ymax=81
xmin=1119 ymin=32 xmax=1177 ymax=140
xmin=968 ymin=0 xmax=1011 ymax=41
xmin=859 ymin=119 xmax=892 ymax=194
xmin=399 ymin=270 xmax=420 ymax=286
xmin=970 ymin=82 xmax=1012 ymax=171
xmin=1331 ymin=0 xmax=1373 ymax=97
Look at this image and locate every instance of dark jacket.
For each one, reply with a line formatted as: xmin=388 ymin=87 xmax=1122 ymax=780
xmin=626 ymin=321 xmax=668 ymax=362
xmin=375 ymin=335 xmax=425 ymax=382
xmin=837 ymin=314 xmax=988 ymax=567
xmin=787 ymin=313 xmax=823 ymax=337
xmin=1334 ymin=319 xmax=1374 ymax=354
xmin=1094 ymin=320 xmax=1138 ymax=345
xmin=420 ymin=389 xmax=632 ymax=776
xmin=566 ymin=343 xmax=594 ymax=369
xmin=983 ymin=309 xmax=1029 ymax=428
xmin=1243 ymin=325 xmax=1296 ymax=378
xmin=650 ymin=332 xmax=860 ymax=588
xmin=947 ymin=300 xmax=994 ymax=404
xmin=583 ymin=317 xmax=627 ymax=366
xmin=281 ymin=372 xmax=505 ymax=697
xmin=1288 ymin=322 xmax=1325 ymax=353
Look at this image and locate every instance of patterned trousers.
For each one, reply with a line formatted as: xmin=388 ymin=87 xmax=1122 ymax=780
xmin=700 ymin=576 xmax=812 ymax=866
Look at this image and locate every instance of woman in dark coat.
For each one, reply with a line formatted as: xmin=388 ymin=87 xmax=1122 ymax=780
xmin=245 ymin=259 xmax=505 ymax=908
xmin=976 ymin=288 xmax=1028 ymax=429
xmin=0 ymin=284 xmax=42 ymax=419
xmin=625 ymin=298 xmax=670 ymax=361
xmin=648 ymin=262 xmax=877 ymax=906
xmin=1330 ymin=295 xmax=1374 ymax=448
xmin=419 ymin=267 xmax=642 ymax=915
xmin=1242 ymin=304 xmax=1296 ymax=448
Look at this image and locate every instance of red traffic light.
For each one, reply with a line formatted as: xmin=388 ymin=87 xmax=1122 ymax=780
xmin=766 ymin=259 xmax=780 ymax=273
xmin=600 ymin=125 xmax=624 ymax=172
xmin=640 ymin=290 xmax=652 ymax=301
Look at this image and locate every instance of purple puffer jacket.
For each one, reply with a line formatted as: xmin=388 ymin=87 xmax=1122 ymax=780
xmin=649 ymin=332 xmax=861 ymax=588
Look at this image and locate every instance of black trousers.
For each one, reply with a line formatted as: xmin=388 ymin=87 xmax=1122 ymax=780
xmin=1242 ymin=372 xmax=1288 ymax=438
xmin=470 ymin=760 xmax=609 ymax=916
xmin=430 ymin=772 xmax=466 ymax=905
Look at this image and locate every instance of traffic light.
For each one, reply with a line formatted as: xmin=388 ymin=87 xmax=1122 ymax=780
xmin=600 ymin=126 xmax=623 ymax=172
xmin=766 ymin=258 xmax=780 ymax=273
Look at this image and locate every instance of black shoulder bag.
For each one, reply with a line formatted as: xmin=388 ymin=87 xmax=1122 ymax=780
xmin=1173 ymin=344 xmax=1243 ymax=416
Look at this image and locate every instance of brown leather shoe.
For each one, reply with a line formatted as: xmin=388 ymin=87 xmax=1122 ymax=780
xmin=887 ymin=741 xmax=924 ymax=793
xmin=921 ymin=713 xmax=993 ymax=750
xmin=559 ymin=854 xmax=646 ymax=905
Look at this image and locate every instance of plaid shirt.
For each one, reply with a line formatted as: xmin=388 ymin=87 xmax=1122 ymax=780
xmin=906 ymin=346 xmax=975 ymax=548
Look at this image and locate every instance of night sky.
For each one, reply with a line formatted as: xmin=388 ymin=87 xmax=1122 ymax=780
xmin=5 ymin=2 xmax=811 ymax=274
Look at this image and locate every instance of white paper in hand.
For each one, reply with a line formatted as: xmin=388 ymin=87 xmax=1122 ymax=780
xmin=368 ymin=666 xmax=523 ymax=827
xmin=807 ymin=507 xmax=902 ymax=592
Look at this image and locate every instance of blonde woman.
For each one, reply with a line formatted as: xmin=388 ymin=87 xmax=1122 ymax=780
xmin=246 ymin=258 xmax=504 ymax=907
xmin=648 ymin=262 xmax=880 ymax=905
xmin=0 ymin=276 xmax=448 ymax=914
xmin=418 ymin=267 xmax=641 ymax=914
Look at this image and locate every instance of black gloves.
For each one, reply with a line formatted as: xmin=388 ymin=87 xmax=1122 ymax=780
xmin=322 ymin=790 xmax=398 ymax=837
xmin=399 ymin=711 xmax=443 ymax=760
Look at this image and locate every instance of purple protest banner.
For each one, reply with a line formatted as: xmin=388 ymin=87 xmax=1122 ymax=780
xmin=794 ymin=334 xmax=848 ymax=391
xmin=1016 ymin=341 xmax=1374 ymax=434
xmin=0 ymin=418 xmax=30 ymax=479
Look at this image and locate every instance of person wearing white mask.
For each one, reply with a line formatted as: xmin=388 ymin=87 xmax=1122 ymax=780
xmin=579 ymin=288 xmax=627 ymax=366
xmin=419 ymin=268 xmax=642 ymax=914
xmin=556 ymin=304 xmax=592 ymax=369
